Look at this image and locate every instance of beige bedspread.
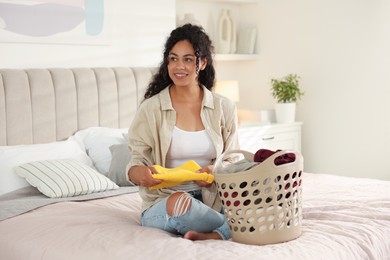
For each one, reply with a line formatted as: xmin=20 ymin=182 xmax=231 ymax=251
xmin=1 ymin=172 xmax=389 ymax=260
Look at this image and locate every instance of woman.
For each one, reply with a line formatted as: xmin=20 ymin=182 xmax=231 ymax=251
xmin=126 ymin=24 xmax=239 ymax=240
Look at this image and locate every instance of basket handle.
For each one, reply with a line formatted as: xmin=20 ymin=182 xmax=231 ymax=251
xmin=259 ymin=149 xmax=301 ymax=169
xmin=212 ymin=149 xmax=254 ymax=173
xmin=213 ymin=149 xmax=302 ymax=173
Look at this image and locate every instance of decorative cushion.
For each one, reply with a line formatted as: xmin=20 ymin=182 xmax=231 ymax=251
xmin=107 ymin=143 xmax=133 ymax=186
xmin=0 ymin=137 xmax=93 ymax=196
xmin=14 ymin=159 xmax=119 ymax=198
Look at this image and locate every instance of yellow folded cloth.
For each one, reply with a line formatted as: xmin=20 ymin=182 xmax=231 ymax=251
xmin=149 ymin=160 xmax=214 ymax=190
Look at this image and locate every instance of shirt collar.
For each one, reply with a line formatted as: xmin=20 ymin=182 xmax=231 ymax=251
xmin=159 ymin=84 xmax=215 ymax=110
xmin=160 ymin=86 xmax=173 ymax=110
xmin=202 ymin=85 xmax=214 ymax=109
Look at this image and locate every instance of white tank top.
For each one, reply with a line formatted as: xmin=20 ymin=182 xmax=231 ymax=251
xmin=165 ymin=126 xmax=216 ymax=191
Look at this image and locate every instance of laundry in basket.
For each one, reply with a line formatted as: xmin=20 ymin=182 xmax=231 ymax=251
xmin=213 ymin=149 xmax=303 ymax=245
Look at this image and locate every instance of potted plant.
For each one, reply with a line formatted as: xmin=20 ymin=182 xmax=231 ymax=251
xmin=271 ymin=74 xmax=304 ymax=123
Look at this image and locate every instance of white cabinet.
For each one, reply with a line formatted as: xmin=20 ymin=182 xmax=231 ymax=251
xmin=238 ymin=122 xmax=302 ymax=154
xmin=176 ymin=0 xmax=258 ymax=61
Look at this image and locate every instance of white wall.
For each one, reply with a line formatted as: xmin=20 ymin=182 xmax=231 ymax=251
xmin=218 ymin=0 xmax=390 ymax=180
xmin=0 ymin=0 xmax=176 ymax=68
xmin=2 ymin=0 xmax=389 ymax=180
xmin=178 ymin=0 xmax=390 ymax=180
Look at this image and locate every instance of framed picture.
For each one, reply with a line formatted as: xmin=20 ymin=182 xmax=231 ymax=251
xmin=0 ymin=0 xmax=112 ymax=45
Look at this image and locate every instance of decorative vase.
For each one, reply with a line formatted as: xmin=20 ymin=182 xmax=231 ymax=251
xmin=227 ymin=10 xmax=236 ymax=54
xmin=177 ymin=13 xmax=201 ymax=27
xmin=217 ymin=9 xmax=232 ymax=54
xmin=275 ymin=103 xmax=296 ymax=123
xmin=237 ymin=27 xmax=257 ymax=54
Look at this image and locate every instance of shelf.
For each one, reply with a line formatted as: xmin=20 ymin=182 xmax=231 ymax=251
xmin=177 ymin=0 xmax=259 ymax=61
xmin=213 ymin=0 xmax=258 ymax=3
xmin=178 ymin=0 xmax=258 ymax=3
xmin=215 ymin=53 xmax=258 ymax=61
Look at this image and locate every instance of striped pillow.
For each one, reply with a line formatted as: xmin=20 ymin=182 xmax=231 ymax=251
xmin=14 ymin=159 xmax=119 ymax=198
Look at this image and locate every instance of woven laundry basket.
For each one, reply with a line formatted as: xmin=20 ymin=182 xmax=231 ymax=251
xmin=213 ymin=149 xmax=303 ymax=245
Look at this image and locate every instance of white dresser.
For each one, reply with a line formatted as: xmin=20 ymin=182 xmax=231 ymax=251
xmin=238 ymin=122 xmax=302 ymax=154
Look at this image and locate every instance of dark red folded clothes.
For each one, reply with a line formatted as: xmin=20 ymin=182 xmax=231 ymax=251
xmin=254 ymin=149 xmax=295 ymax=165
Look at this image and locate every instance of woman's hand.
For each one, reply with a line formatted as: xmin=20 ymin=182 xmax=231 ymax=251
xmin=128 ymin=166 xmax=163 ymax=187
xmin=195 ymin=165 xmax=213 ymax=187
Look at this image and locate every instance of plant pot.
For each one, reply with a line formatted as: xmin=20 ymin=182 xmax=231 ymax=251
xmin=275 ymin=103 xmax=296 ymax=123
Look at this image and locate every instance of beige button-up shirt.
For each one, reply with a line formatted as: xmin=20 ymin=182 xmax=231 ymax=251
xmin=126 ymin=85 xmax=239 ymax=212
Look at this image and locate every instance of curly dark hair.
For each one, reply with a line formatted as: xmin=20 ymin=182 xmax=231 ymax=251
xmin=144 ymin=24 xmax=215 ymax=99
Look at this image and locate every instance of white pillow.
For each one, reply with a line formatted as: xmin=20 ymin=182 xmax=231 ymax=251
xmin=73 ymin=127 xmax=128 ymax=175
xmin=14 ymin=159 xmax=119 ymax=198
xmin=0 ymin=137 xmax=93 ymax=196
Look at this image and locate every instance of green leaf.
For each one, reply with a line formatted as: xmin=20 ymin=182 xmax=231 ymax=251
xmin=270 ymin=74 xmax=304 ymax=103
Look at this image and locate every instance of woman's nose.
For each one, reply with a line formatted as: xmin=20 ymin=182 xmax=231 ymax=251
xmin=175 ymin=59 xmax=185 ymax=69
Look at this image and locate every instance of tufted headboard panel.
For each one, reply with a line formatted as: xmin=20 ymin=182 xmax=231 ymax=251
xmin=0 ymin=67 xmax=155 ymax=146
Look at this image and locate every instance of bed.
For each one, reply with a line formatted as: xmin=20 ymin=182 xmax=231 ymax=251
xmin=1 ymin=67 xmax=390 ymax=260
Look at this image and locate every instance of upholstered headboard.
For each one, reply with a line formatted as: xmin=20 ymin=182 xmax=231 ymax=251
xmin=0 ymin=67 xmax=155 ymax=146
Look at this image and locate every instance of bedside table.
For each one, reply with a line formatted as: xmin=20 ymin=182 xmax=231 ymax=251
xmin=238 ymin=122 xmax=302 ymax=153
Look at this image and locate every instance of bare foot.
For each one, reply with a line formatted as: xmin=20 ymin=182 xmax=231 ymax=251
xmin=184 ymin=230 xmax=222 ymax=241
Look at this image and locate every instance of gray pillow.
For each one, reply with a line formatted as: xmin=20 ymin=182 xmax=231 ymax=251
xmin=107 ymin=143 xmax=133 ymax=186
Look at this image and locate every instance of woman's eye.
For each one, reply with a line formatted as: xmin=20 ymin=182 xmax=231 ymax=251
xmin=185 ymin=58 xmax=193 ymax=62
xmin=169 ymin=56 xmax=177 ymax=62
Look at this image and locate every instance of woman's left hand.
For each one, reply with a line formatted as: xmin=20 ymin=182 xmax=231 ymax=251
xmin=195 ymin=165 xmax=213 ymax=187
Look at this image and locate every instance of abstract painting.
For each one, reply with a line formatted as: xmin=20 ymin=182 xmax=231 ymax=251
xmin=0 ymin=0 xmax=111 ymax=45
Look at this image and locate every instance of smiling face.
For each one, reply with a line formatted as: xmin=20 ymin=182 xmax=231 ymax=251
xmin=167 ymin=40 xmax=206 ymax=88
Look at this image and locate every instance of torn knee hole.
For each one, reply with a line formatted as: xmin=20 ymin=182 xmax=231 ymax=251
xmin=171 ymin=193 xmax=192 ymax=217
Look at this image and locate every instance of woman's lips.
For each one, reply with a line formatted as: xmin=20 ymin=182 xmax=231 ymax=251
xmin=174 ymin=73 xmax=188 ymax=79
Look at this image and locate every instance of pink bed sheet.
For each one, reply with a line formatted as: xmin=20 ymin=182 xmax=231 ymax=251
xmin=1 ymin=173 xmax=390 ymax=260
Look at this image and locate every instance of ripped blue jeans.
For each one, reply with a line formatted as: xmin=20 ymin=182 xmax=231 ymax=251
xmin=140 ymin=190 xmax=230 ymax=240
